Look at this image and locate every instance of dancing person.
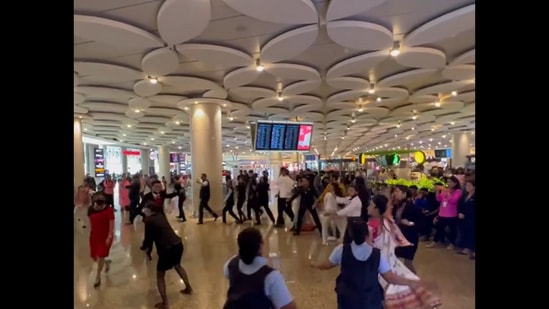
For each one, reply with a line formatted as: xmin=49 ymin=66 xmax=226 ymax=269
xmin=174 ymin=176 xmax=188 ymax=222
xmin=236 ymin=177 xmax=248 ymax=221
xmin=119 ymin=175 xmax=131 ymax=216
xmin=257 ymin=176 xmax=276 ymax=224
xmin=320 ymin=183 xmax=346 ymax=244
xmin=311 ymin=220 xmax=421 ymax=309
xmin=274 ymin=168 xmax=296 ymax=227
xmin=286 ymin=177 xmax=322 ymax=236
xmin=88 ymin=192 xmax=114 ymax=287
xmin=427 ymin=176 xmax=462 ymax=249
xmin=330 ymin=184 xmax=362 ymax=244
xmin=223 ymin=181 xmax=241 ymax=223
xmin=196 ymin=173 xmax=219 ymax=224
xmin=246 ymin=174 xmax=261 ymax=224
xmin=392 ymin=185 xmax=422 ymax=274
xmin=141 ymin=201 xmax=193 ymax=309
xmin=457 ymin=179 xmax=475 ymax=259
xmin=223 ymin=227 xmax=297 ymax=309
xmin=353 ymin=176 xmax=371 ymax=222
xmin=367 ymin=195 xmax=441 ymax=309
xmin=127 ymin=174 xmax=142 ymax=225
xmin=141 ymin=180 xmax=178 ymax=213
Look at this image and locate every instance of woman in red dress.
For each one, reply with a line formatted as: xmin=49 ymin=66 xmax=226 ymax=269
xmin=88 ymin=192 xmax=115 ymax=287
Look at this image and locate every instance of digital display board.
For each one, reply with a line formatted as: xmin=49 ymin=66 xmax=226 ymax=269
xmin=252 ymin=121 xmax=314 ymax=151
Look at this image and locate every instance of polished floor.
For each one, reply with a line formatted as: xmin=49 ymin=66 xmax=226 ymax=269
xmin=74 ymin=202 xmax=475 ymax=309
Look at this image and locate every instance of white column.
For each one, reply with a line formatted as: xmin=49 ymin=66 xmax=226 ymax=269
xmin=451 ymin=132 xmax=473 ymax=168
xmin=191 ymin=103 xmax=223 ymax=215
xmin=74 ymin=118 xmax=85 ymax=194
xmin=86 ymin=143 xmax=96 ymax=176
xmin=158 ymin=146 xmax=171 ymax=180
xmin=270 ymin=152 xmax=282 ymax=180
xmin=121 ymin=147 xmax=128 ymax=174
xmin=140 ymin=151 xmax=150 ymax=174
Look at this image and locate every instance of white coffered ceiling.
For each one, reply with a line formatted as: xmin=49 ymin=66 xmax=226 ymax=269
xmin=74 ymin=0 xmax=475 ymax=156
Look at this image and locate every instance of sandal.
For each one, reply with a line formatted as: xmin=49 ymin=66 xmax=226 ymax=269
xmin=93 ymin=278 xmax=101 ymax=288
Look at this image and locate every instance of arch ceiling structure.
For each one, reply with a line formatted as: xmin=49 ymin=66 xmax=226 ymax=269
xmin=74 ymin=0 xmax=475 ymax=156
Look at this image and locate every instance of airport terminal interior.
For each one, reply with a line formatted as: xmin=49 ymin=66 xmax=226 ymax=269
xmin=74 ymin=0 xmax=475 ymax=308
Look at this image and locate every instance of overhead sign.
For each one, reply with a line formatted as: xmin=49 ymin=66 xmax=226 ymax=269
xmin=122 ymin=150 xmax=141 ymax=156
xmin=94 ymin=148 xmax=105 ymax=177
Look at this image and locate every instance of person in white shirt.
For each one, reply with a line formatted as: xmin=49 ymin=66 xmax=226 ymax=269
xmin=274 ymin=168 xmax=296 ymax=228
xmin=325 ymin=184 xmax=363 ymax=245
xmin=320 ymin=183 xmax=347 ymax=245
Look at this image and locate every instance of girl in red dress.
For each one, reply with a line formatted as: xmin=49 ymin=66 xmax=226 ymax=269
xmin=88 ymin=192 xmax=115 ymax=287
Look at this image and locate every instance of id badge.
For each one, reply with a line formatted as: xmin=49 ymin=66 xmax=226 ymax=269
xmin=442 ymin=201 xmax=448 ymax=208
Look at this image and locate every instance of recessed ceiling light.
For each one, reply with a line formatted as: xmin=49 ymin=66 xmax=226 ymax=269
xmin=451 ymin=91 xmax=457 ymax=96
xmin=178 ymin=146 xmax=182 ymax=149
xmin=148 ymin=76 xmax=158 ymax=84
xmin=122 ymin=133 xmax=126 ymax=136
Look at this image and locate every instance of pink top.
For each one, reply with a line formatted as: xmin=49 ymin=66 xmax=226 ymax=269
xmin=436 ymin=189 xmax=462 ymax=218
xmin=118 ymin=180 xmax=130 ymax=207
xmin=103 ymin=180 xmax=115 ymax=195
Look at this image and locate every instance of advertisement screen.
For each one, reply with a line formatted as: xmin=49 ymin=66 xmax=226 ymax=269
xmin=297 ymin=124 xmax=313 ymax=151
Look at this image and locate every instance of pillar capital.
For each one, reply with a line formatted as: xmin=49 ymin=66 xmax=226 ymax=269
xmin=178 ymin=98 xmax=232 ymax=111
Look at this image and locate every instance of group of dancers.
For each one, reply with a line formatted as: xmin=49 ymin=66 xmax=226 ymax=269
xmin=74 ymin=168 xmax=454 ymax=309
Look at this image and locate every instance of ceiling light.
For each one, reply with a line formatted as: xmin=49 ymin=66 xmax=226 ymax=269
xmin=193 ymin=101 xmax=198 ymax=104
xmin=277 ymin=92 xmax=283 ymax=101
xmin=150 ymin=138 xmax=154 ymax=141
xmin=451 ymin=91 xmax=457 ymax=96
xmin=175 ymin=121 xmax=180 ymax=125
xmin=255 ymin=59 xmax=264 ymax=72
xmin=78 ymin=115 xmax=82 ymax=119
xmin=376 ymin=97 xmax=381 ymax=102
xmin=444 ymin=144 xmax=448 ymax=147
xmin=171 ymin=141 xmax=175 ymax=144
xmin=450 ymin=121 xmax=455 ymax=125
xmin=228 ymin=116 xmax=234 ymax=121
xmin=396 ymin=121 xmax=401 ymax=128
xmin=368 ymin=83 xmax=375 ymax=94
xmin=434 ymin=101 xmax=441 ymax=107
xmin=178 ymin=146 xmax=182 ymax=149
xmin=394 ymin=134 xmax=398 ymax=138
xmin=122 ymin=133 xmax=126 ymax=137
xmin=83 ymin=128 xmax=88 ymax=131
xmin=246 ymin=124 xmax=250 ymax=129
xmin=127 ymin=124 xmax=131 ymax=128
xmin=442 ymin=135 xmax=446 ymax=138
xmin=358 ymin=106 xmax=364 ymax=112
xmin=411 ymin=127 xmax=415 ymax=130
xmin=438 ymin=141 xmax=441 ymax=145
xmin=222 ymin=103 xmax=227 ymax=107
xmin=418 ymin=141 xmax=423 ymax=144
xmin=390 ymin=41 xmax=401 ymax=57
xmin=429 ymin=138 xmax=433 ymax=141
xmin=412 ymin=115 xmax=417 ymax=120
xmin=160 ymin=131 xmax=164 ymax=134
xmin=148 ymin=76 xmax=158 ymax=84
xmin=143 ymin=142 xmax=147 ymax=145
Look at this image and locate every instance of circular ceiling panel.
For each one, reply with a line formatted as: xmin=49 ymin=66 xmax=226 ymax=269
xmin=396 ymin=47 xmax=446 ymax=69
xmin=134 ymin=80 xmax=162 ymax=97
xmin=177 ymin=43 xmax=253 ymax=68
xmin=327 ymin=20 xmax=393 ymax=51
xmin=142 ymin=47 xmax=179 ymax=76
xmin=260 ymin=24 xmax=319 ymax=63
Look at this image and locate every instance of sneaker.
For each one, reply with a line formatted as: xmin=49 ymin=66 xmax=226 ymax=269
xmin=327 ymin=236 xmax=337 ymax=241
xmin=446 ymin=244 xmax=454 ymax=250
xmin=425 ymin=242 xmax=438 ymax=248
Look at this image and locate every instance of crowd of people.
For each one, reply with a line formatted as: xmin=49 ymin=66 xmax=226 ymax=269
xmin=74 ymin=166 xmax=475 ymax=308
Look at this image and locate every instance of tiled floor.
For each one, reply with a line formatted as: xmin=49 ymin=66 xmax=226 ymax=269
xmin=74 ymin=205 xmax=475 ymax=309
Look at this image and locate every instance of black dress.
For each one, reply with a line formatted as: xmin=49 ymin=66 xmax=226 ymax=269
xmin=394 ymin=200 xmax=422 ymax=260
xmin=458 ymin=193 xmax=475 ymax=251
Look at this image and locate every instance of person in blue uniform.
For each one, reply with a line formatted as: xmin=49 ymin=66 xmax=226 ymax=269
xmin=223 ymin=227 xmax=297 ymax=309
xmin=311 ymin=220 xmax=421 ymax=309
